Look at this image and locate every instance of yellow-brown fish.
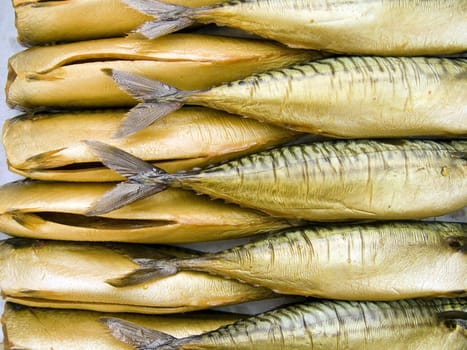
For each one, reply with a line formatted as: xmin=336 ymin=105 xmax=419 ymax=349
xmin=108 ymin=222 xmax=467 ymax=300
xmin=121 ymin=0 xmax=467 ymax=55
xmin=104 ymin=298 xmax=467 ymax=349
xmin=85 ymin=139 xmax=467 ymax=221
xmin=2 ymin=303 xmax=242 ymax=350
xmin=0 ymin=181 xmax=295 ymax=243
xmin=104 ymin=56 xmax=466 ymax=138
xmin=6 ymin=34 xmax=320 ymax=110
xmin=2 ymin=108 xmax=298 ymax=182
xmin=13 ymin=0 xmax=227 ymax=45
xmin=0 ymin=238 xmax=276 ymax=313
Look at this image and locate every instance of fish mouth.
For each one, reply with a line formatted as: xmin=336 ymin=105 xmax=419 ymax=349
xmin=9 ymin=211 xmax=177 ymax=230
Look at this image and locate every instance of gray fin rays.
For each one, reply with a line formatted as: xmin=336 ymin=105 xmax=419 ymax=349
xmin=85 ymin=182 xmax=166 ymax=216
xmin=83 ymin=140 xmax=156 ymax=179
xmin=120 ymin=0 xmax=186 ymax=17
xmin=101 ymin=317 xmax=180 ymax=350
xmin=102 ymin=69 xmax=183 ymax=102
xmin=115 ymin=101 xmax=184 ymax=138
xmin=102 ymin=69 xmax=189 ymax=135
xmin=121 ymin=0 xmax=195 ymax=39
xmin=106 ymin=258 xmax=179 ymax=287
xmin=84 ymin=141 xmax=171 ymax=215
xmin=137 ymin=17 xmax=195 ymax=39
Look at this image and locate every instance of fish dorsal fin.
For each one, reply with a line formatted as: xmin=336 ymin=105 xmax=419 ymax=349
xmin=102 ymin=317 xmax=178 ymax=349
xmin=437 ymin=311 xmax=467 ymax=332
xmin=450 ymin=151 xmax=467 ymax=160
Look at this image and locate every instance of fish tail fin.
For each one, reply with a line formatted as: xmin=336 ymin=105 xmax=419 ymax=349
xmin=121 ymin=0 xmax=196 ymax=39
xmin=102 ymin=317 xmax=184 ymax=350
xmin=102 ymin=69 xmax=188 ymax=137
xmin=84 ymin=140 xmax=170 ymax=215
xmin=106 ymin=258 xmax=180 ymax=287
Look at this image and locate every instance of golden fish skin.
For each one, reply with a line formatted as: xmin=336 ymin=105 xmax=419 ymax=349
xmin=109 ymin=222 xmax=467 ymax=301
xmin=104 ymin=298 xmax=467 ymax=349
xmin=124 ymin=0 xmax=467 ymax=55
xmin=0 ymin=239 xmax=275 ymax=314
xmin=13 ymin=0 xmax=226 ymax=45
xmin=2 ymin=303 xmax=242 ymax=350
xmin=86 ymin=139 xmax=467 ymax=221
xmin=104 ymin=56 xmax=466 ymax=138
xmin=2 ymin=108 xmax=297 ymax=182
xmin=6 ymin=34 xmax=320 ymax=110
xmin=0 ymin=181 xmax=294 ymax=243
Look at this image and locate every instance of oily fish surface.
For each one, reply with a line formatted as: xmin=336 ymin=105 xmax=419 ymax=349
xmin=123 ymin=222 xmax=467 ymax=300
xmin=0 ymin=181 xmax=293 ymax=243
xmin=6 ymin=34 xmax=318 ymax=109
xmin=190 ymin=56 xmax=467 ymax=138
xmin=175 ymin=140 xmax=467 ymax=221
xmin=103 ymin=299 xmax=467 ymax=350
xmin=13 ymin=0 xmax=226 ymax=45
xmin=138 ymin=0 xmax=467 ymax=55
xmin=2 ymin=303 xmax=242 ymax=350
xmin=0 ymin=239 xmax=275 ymax=314
xmin=2 ymin=108 xmax=297 ymax=182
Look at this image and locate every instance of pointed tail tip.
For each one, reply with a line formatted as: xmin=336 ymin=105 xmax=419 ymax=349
xmin=84 ymin=205 xmax=109 ymax=217
xmin=112 ymin=126 xmax=134 ymax=139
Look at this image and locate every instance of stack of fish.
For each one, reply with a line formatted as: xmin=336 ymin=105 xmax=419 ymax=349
xmin=1 ymin=0 xmax=466 ymax=348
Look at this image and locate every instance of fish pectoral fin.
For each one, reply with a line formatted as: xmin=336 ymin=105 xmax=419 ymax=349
xmin=25 ymin=72 xmax=62 ymax=82
xmin=22 ymin=147 xmax=67 ymax=169
xmin=106 ymin=258 xmax=179 ymax=287
xmin=437 ymin=311 xmax=467 ymax=332
xmin=101 ymin=317 xmax=178 ymax=350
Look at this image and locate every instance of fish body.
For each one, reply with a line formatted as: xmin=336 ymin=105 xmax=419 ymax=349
xmin=6 ymin=34 xmax=319 ymax=110
xmin=86 ymin=139 xmax=467 ymax=221
xmin=1 ymin=303 xmax=242 ymax=350
xmin=13 ymin=0 xmax=226 ymax=45
xmin=107 ymin=56 xmax=467 ymax=138
xmin=0 ymin=181 xmax=294 ymax=243
xmin=0 ymin=238 xmax=275 ymax=313
xmin=110 ymin=222 xmax=467 ymax=300
xmin=124 ymin=0 xmax=467 ymax=55
xmin=2 ymin=108 xmax=298 ymax=182
xmin=104 ymin=298 xmax=467 ymax=349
